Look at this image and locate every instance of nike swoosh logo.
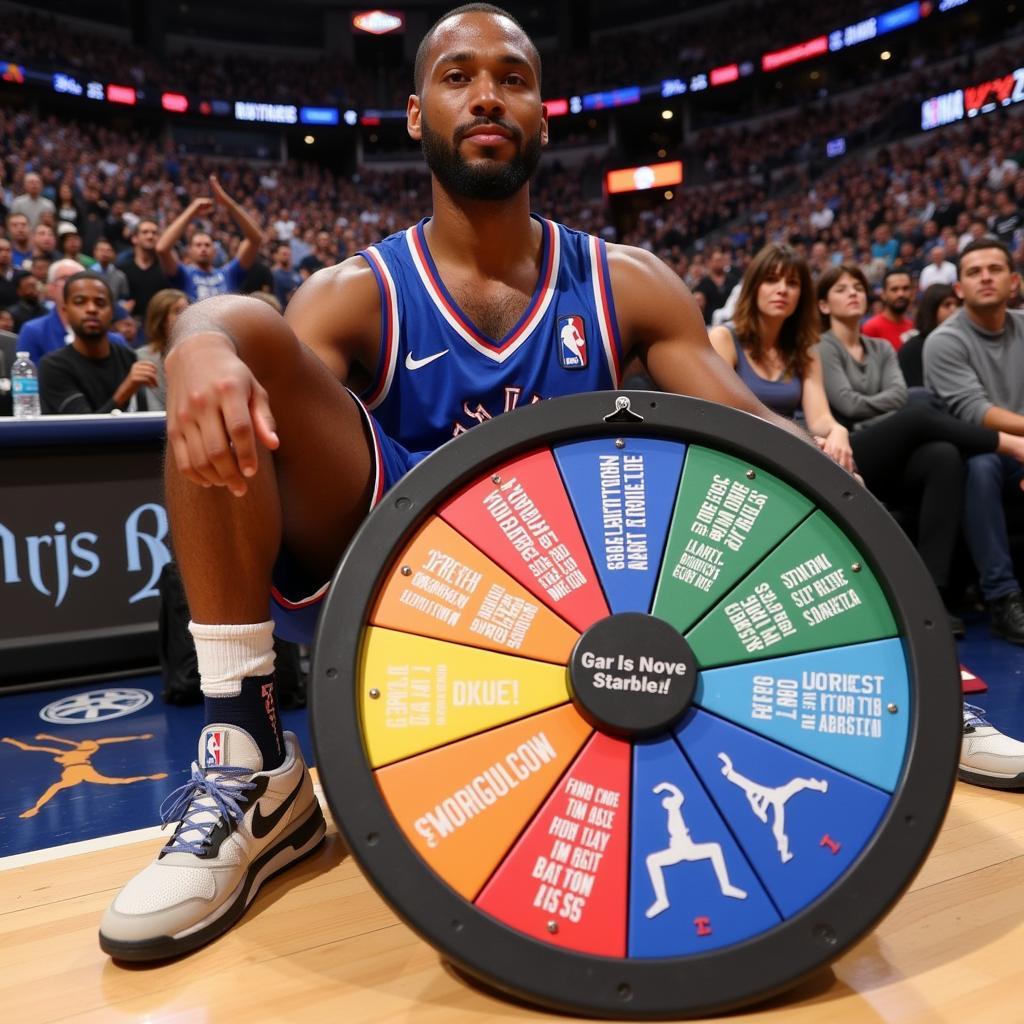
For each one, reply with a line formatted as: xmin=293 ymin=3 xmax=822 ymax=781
xmin=250 ymin=774 xmax=305 ymax=839
xmin=405 ymin=349 xmax=449 ymax=370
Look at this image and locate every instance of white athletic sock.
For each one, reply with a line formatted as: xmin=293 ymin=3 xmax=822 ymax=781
xmin=188 ymin=620 xmax=276 ymax=698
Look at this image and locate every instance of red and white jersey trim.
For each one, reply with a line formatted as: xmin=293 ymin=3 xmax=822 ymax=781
xmin=362 ymin=245 xmax=401 ymax=410
xmin=405 ymin=218 xmax=561 ymax=364
xmin=588 ymin=235 xmax=622 ymax=386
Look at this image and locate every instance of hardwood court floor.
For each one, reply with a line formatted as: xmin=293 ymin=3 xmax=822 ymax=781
xmin=2 ymin=774 xmax=1023 ymax=1024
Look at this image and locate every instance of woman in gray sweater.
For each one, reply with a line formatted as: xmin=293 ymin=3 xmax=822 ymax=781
xmin=817 ymin=264 xmax=1024 ymax=630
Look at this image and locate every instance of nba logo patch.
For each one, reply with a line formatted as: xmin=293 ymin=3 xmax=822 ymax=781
xmin=558 ymin=315 xmax=588 ymax=370
xmin=205 ymin=729 xmax=225 ymax=768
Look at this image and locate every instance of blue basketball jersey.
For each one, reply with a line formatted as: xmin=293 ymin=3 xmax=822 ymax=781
xmin=358 ymin=215 xmax=623 ymax=454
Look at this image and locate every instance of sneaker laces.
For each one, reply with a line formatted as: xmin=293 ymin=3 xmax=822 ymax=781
xmin=963 ymin=702 xmax=990 ymax=733
xmin=159 ymin=763 xmax=257 ymax=855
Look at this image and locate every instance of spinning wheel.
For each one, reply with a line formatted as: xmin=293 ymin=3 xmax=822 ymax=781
xmin=311 ymin=392 xmax=960 ymax=1018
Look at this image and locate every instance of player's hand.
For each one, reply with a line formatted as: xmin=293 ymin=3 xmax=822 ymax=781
xmin=815 ymin=425 xmax=856 ymax=476
xmin=165 ymin=333 xmax=279 ymax=497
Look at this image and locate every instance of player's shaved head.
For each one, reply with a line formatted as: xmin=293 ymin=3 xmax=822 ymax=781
xmin=413 ymin=3 xmax=541 ymax=93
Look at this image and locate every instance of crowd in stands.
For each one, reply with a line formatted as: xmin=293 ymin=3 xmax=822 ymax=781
xmin=0 ymin=0 xmax=987 ymax=109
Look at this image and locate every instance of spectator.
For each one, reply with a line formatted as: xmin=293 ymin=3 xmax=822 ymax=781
xmin=6 ymin=212 xmax=32 ymax=268
xmin=959 ymin=218 xmax=991 ymax=253
xmin=298 ymin=230 xmax=337 ymax=279
xmin=18 ymin=258 xmax=125 ymax=365
xmin=0 ymin=237 xmax=16 ymax=309
xmin=30 ymin=223 xmax=58 ymax=263
xmin=136 ymin=288 xmax=187 ymax=411
xmin=271 ymin=242 xmax=302 ymax=309
xmin=272 ymin=208 xmax=297 ymax=241
xmin=863 ymin=269 xmax=915 ymax=351
xmin=92 ymin=238 xmax=131 ymax=306
xmin=707 ymin=243 xmax=853 ymax=469
xmin=694 ymin=247 xmax=738 ymax=326
xmin=10 ymin=172 xmax=56 ymax=228
xmin=6 ymin=270 xmax=45 ymax=332
xmin=918 ymin=244 xmax=958 ymax=292
xmin=39 ymin=272 xmax=157 ymax=414
xmin=114 ymin=307 xmax=138 ymax=347
xmin=817 ymin=263 xmax=1023 ymax=631
xmin=899 ymin=284 xmax=961 ymax=388
xmin=157 ymin=176 xmax=263 ymax=302
xmin=79 ymin=183 xmax=111 ymax=254
xmin=991 ymin=190 xmax=1022 ymax=248
xmin=117 ymin=219 xmax=164 ymax=322
xmin=985 ymin=146 xmax=1020 ymax=191
xmin=924 ymin=239 xmax=1024 ymax=644
xmin=29 ymin=255 xmax=51 ymax=291
xmin=57 ymin=224 xmax=95 ymax=268
xmin=55 ymin=181 xmax=82 ymax=230
xmin=870 ymin=223 xmax=898 ymax=267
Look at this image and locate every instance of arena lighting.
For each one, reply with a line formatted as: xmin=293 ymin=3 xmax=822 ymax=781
xmin=710 ymin=63 xmax=739 ymax=87
xmin=876 ymin=1 xmax=921 ymax=33
xmin=2 ymin=0 xmax=974 ymax=125
xmin=920 ymin=64 xmax=1024 ymax=130
xmin=352 ymin=10 xmax=405 ymax=35
xmin=106 ymin=84 xmax=136 ymax=105
xmin=826 ymin=136 xmax=847 ymax=157
xmin=161 ymin=92 xmax=188 ymax=113
xmin=53 ymin=72 xmax=83 ymax=96
xmin=304 ymin=135 xmax=315 ymax=144
xmin=234 ymin=101 xmax=297 ymax=124
xmin=762 ymin=35 xmax=829 ymax=72
xmin=606 ymin=160 xmax=683 ymax=195
xmin=544 ymin=98 xmax=569 ymax=117
xmin=661 ymin=109 xmax=673 ymax=119
xmin=583 ymin=85 xmax=641 ymax=110
xmin=300 ymin=106 xmax=340 ymax=125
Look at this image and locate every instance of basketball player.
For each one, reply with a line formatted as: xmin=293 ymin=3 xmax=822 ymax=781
xmin=99 ymin=4 xmax=832 ymax=960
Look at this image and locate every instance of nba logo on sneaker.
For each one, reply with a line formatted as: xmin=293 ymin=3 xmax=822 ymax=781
xmin=558 ymin=315 xmax=588 ymax=370
xmin=205 ymin=729 xmax=225 ymax=768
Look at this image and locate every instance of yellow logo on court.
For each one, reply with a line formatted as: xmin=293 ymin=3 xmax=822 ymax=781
xmin=2 ymin=733 xmax=167 ymax=819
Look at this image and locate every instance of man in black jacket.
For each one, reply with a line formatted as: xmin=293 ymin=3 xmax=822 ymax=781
xmin=39 ymin=272 xmax=157 ymax=414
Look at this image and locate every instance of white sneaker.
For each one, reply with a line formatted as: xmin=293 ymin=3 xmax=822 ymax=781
xmin=99 ymin=724 xmax=325 ymax=961
xmin=959 ymin=703 xmax=1024 ymax=790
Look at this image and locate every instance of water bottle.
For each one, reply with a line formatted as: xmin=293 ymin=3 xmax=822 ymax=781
xmin=12 ymin=351 xmax=41 ymax=419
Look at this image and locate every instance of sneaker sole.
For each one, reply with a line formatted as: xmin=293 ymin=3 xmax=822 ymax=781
xmin=99 ymin=800 xmax=327 ymax=962
xmin=958 ymin=766 xmax=1024 ymax=789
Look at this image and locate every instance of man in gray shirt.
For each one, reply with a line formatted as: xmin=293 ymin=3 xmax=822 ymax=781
xmin=924 ymin=238 xmax=1024 ymax=645
xmin=9 ymin=172 xmax=56 ymax=229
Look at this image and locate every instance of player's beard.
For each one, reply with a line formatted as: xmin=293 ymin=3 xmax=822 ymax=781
xmin=420 ymin=113 xmax=543 ymax=201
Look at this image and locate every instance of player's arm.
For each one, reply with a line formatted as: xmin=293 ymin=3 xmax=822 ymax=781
xmin=164 ymin=256 xmax=380 ymax=496
xmin=607 ymin=245 xmax=815 ymax=445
